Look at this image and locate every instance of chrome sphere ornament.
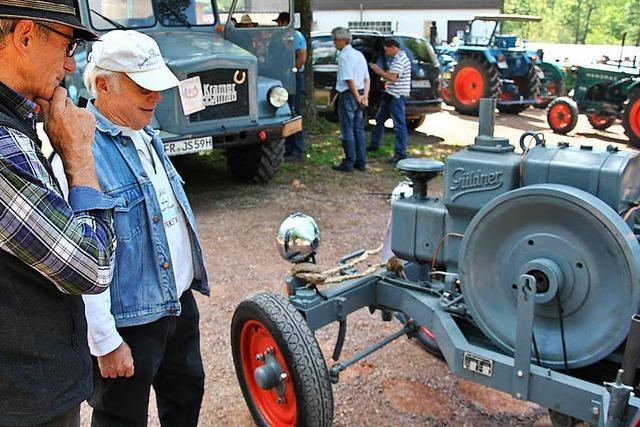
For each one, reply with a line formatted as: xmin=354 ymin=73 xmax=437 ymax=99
xmin=276 ymin=213 xmax=320 ymax=263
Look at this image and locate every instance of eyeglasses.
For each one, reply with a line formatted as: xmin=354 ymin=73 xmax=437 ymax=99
xmin=35 ymin=22 xmax=82 ymax=57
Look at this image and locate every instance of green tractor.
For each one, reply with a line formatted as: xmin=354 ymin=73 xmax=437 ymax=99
xmin=447 ymin=14 xmax=554 ymax=116
xmin=546 ymin=60 xmax=640 ymax=147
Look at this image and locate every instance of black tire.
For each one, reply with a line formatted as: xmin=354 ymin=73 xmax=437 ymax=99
xmin=231 ymin=292 xmax=333 ymax=427
xmin=498 ymin=64 xmax=541 ymax=114
xmin=450 ymin=55 xmax=501 ymax=116
xmin=623 ymin=91 xmax=640 ymax=147
xmin=407 ymin=115 xmax=426 ymax=131
xmin=546 ymin=97 xmax=579 ymax=134
xmin=587 ymin=113 xmax=614 ymax=130
xmin=226 ymin=138 xmax=285 ymax=183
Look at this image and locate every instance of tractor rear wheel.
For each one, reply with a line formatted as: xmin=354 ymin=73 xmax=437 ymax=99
xmin=498 ymin=64 xmax=541 ymax=114
xmin=450 ymin=56 xmax=500 ymax=116
xmin=226 ymin=138 xmax=285 ymax=183
xmin=231 ymin=292 xmax=334 ymax=427
xmin=587 ymin=113 xmax=614 ymax=130
xmin=623 ymin=91 xmax=640 ymax=147
xmin=546 ymin=97 xmax=579 ymax=134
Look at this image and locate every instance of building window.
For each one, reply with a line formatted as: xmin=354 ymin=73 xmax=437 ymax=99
xmin=348 ymin=21 xmax=392 ymax=33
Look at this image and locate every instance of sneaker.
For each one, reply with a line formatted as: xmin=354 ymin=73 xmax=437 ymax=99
xmin=354 ymin=164 xmax=367 ymax=171
xmin=331 ymin=162 xmax=354 ymax=172
xmin=385 ymin=154 xmax=407 ymax=164
xmin=366 ymin=146 xmax=379 ymax=152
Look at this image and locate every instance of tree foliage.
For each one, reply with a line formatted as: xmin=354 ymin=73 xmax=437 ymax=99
xmin=501 ymin=0 xmax=640 ymax=44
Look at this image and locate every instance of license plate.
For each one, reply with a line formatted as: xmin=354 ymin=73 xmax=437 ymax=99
xmin=497 ymin=61 xmax=508 ymax=69
xmin=282 ymin=117 xmax=303 ymax=137
xmin=412 ymin=80 xmax=431 ymax=88
xmin=163 ymin=136 xmax=213 ymax=156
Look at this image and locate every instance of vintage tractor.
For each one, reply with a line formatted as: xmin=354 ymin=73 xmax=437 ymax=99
xmin=535 ymin=57 xmax=566 ymax=108
xmin=435 ymin=44 xmax=456 ymax=105
xmin=231 ymin=99 xmax=640 ymax=426
xmin=446 ymin=14 xmax=548 ymax=116
xmin=546 ymin=62 xmax=640 ymax=147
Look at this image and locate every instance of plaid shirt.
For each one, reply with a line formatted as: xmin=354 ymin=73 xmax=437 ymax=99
xmin=0 ymin=82 xmax=117 ymax=295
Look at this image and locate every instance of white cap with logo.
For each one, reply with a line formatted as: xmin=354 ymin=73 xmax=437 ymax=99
xmin=89 ymin=30 xmax=180 ymax=92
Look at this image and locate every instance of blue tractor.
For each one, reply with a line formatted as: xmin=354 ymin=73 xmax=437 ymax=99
xmin=447 ymin=14 xmax=545 ymax=116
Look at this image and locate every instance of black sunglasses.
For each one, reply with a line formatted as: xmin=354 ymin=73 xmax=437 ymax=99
xmin=35 ymin=22 xmax=82 ymax=57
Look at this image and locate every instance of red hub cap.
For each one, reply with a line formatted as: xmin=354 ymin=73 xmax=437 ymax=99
xmin=589 ymin=114 xmax=609 ymax=126
xmin=454 ymin=67 xmax=484 ymax=106
xmin=549 ymin=103 xmax=572 ymax=129
xmin=240 ymin=320 xmax=297 ymax=426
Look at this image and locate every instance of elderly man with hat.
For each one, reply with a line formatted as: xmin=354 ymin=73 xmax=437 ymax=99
xmin=0 ymin=1 xmax=118 ymax=426
xmin=52 ymin=30 xmax=209 ymax=427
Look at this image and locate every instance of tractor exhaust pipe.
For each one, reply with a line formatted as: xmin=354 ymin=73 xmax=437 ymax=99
xmin=478 ymin=97 xmax=497 ymax=137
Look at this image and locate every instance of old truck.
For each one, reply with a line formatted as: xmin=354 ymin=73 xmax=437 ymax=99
xmin=65 ymin=0 xmax=302 ymax=182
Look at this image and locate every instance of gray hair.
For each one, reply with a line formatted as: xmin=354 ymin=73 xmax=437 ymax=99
xmin=0 ymin=18 xmax=48 ymax=49
xmin=331 ymin=27 xmax=352 ymax=43
xmin=83 ymin=61 xmax=121 ymax=96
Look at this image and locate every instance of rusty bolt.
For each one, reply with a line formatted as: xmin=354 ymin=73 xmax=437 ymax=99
xmin=265 ymin=347 xmax=274 ymax=355
xmin=280 ymin=373 xmax=288 ymax=382
xmin=255 ymin=354 xmax=264 ymax=362
xmin=277 ymin=397 xmax=285 ymax=405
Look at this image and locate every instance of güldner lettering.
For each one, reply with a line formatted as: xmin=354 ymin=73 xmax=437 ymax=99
xmin=449 ymin=168 xmax=504 ymax=191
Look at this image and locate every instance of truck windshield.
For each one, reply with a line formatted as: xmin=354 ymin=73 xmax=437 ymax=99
xmin=87 ymin=0 xmax=217 ymax=30
xmin=218 ymin=0 xmax=288 ymax=27
xmin=466 ymin=19 xmax=497 ymax=46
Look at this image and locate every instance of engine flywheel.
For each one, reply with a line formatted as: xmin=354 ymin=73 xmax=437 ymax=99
xmin=459 ymin=184 xmax=640 ymax=369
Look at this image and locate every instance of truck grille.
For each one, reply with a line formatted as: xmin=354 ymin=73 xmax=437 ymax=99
xmin=187 ymin=68 xmax=249 ymax=122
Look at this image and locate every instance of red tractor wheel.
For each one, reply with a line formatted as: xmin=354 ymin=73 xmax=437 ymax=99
xmin=546 ymin=97 xmax=579 ymax=134
xmin=441 ymin=86 xmax=451 ymax=105
xmin=623 ymin=91 xmax=640 ymax=147
xmin=450 ymin=56 xmax=500 ymax=116
xmin=587 ymin=113 xmax=614 ymax=130
xmin=231 ymin=292 xmax=333 ymax=427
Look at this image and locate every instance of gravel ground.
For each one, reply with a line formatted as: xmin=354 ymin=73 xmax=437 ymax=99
xmin=77 ymin=106 xmax=617 ymax=426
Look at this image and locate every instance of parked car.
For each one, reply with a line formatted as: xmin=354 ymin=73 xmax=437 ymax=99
xmin=311 ymin=30 xmax=442 ymax=130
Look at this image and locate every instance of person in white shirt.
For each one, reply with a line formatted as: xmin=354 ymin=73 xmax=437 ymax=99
xmin=51 ymin=30 xmax=209 ymax=427
xmin=331 ymin=27 xmax=370 ymax=172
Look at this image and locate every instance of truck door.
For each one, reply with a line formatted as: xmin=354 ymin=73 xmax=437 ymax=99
xmin=220 ymin=0 xmax=296 ymax=93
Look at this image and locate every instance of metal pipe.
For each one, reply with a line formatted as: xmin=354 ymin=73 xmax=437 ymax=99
xmin=478 ymin=98 xmax=497 ymax=137
xmin=621 ymin=314 xmax=640 ymax=387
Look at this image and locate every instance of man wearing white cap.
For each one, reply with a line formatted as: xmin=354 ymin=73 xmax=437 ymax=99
xmin=52 ymin=30 xmax=209 ymax=426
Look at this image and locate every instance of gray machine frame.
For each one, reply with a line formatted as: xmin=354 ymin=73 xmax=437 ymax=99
xmin=284 ymin=100 xmax=640 ymax=426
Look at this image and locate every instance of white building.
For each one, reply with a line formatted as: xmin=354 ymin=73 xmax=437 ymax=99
xmin=311 ymin=0 xmax=501 ymax=43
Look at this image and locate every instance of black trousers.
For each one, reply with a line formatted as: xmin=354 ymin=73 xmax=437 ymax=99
xmin=89 ymin=290 xmax=205 ymax=427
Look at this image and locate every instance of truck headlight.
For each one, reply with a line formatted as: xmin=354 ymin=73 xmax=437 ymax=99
xmin=268 ymin=86 xmax=289 ymax=108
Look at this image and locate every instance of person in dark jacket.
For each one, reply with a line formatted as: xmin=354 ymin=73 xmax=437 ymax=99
xmin=0 ymin=1 xmax=117 ymax=426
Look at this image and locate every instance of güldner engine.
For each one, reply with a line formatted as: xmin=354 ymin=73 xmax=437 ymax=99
xmin=231 ymin=99 xmax=640 ymax=427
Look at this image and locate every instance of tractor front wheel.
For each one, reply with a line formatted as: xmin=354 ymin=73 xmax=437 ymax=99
xmin=623 ymin=91 xmax=640 ymax=147
xmin=587 ymin=113 xmax=614 ymax=130
xmin=231 ymin=292 xmax=334 ymax=427
xmin=450 ymin=56 xmax=500 ymax=116
xmin=546 ymin=97 xmax=579 ymax=134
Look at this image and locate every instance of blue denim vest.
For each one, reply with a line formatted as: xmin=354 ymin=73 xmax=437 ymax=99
xmin=87 ymin=102 xmax=209 ymax=328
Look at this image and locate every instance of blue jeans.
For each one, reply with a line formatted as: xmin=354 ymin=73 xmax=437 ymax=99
xmin=370 ymin=94 xmax=408 ymax=157
xmin=338 ymin=91 xmax=366 ymax=168
xmin=285 ymin=73 xmax=305 ymax=156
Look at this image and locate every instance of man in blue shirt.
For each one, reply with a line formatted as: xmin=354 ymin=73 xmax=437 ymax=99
xmin=331 ymin=27 xmax=370 ymax=172
xmin=275 ymin=12 xmax=306 ymax=160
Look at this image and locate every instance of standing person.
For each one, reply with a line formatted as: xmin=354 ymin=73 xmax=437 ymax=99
xmin=331 ymin=26 xmax=370 ymax=172
xmin=368 ymin=38 xmax=412 ymax=163
xmin=51 ymin=30 xmax=210 ymax=427
xmin=274 ymin=12 xmax=307 ymax=160
xmin=0 ymin=2 xmax=118 ymax=426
